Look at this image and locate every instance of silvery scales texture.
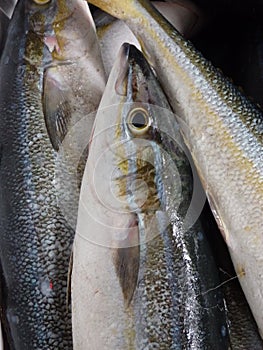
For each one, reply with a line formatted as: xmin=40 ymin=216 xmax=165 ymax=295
xmin=0 ymin=0 xmax=105 ymax=348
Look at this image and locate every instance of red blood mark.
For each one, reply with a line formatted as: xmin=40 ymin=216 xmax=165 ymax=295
xmin=49 ymin=281 xmax=53 ymax=290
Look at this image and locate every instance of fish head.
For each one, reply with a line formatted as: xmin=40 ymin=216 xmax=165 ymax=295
xmin=83 ymin=43 xmax=186 ymax=247
xmin=20 ymin=0 xmax=97 ymax=66
xmin=90 ymin=41 xmax=178 ymax=153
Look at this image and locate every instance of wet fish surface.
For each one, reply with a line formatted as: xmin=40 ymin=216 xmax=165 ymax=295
xmin=95 ymin=0 xmax=203 ymax=77
xmin=0 ymin=0 xmax=105 ymax=349
xmin=89 ymin=0 xmax=263 ymax=337
xmin=201 ymin=205 xmax=263 ymax=349
xmin=72 ymin=43 xmax=230 ymax=350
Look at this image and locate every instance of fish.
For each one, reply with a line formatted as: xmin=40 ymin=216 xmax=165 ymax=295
xmin=72 ymin=43 xmax=230 ymax=349
xmin=95 ymin=0 xmax=203 ymax=76
xmin=0 ymin=0 xmax=105 ymax=348
xmin=185 ymin=3 xmax=263 ymax=346
xmin=88 ymin=0 xmax=263 ymax=337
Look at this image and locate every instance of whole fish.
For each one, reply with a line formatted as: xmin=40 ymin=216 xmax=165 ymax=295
xmin=88 ymin=0 xmax=263 ymax=337
xmin=0 ymin=0 xmax=105 ymax=349
xmin=96 ymin=0 xmax=203 ymax=76
xmin=72 ymin=43 xmax=230 ymax=349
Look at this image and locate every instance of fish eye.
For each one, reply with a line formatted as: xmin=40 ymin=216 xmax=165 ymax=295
xmin=127 ymin=108 xmax=151 ymax=135
xmin=33 ymin=0 xmax=51 ymax=4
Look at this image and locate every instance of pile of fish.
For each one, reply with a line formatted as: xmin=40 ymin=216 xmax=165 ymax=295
xmin=0 ymin=0 xmax=262 ymax=349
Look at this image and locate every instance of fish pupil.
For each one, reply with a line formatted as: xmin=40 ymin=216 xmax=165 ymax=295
xmin=131 ymin=112 xmax=147 ymax=129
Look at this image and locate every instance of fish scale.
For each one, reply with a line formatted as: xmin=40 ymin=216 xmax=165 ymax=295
xmin=0 ymin=0 xmax=106 ymax=348
xmin=0 ymin=35 xmax=74 ymax=349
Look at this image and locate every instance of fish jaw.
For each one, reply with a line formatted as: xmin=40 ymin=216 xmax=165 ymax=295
xmin=50 ymin=0 xmax=100 ymax=62
xmin=88 ymin=0 xmax=263 ymax=336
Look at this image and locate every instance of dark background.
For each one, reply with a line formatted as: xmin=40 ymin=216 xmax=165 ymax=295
xmin=191 ymin=0 xmax=263 ymax=108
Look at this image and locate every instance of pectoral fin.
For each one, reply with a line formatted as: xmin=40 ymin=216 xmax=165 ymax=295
xmin=113 ymin=215 xmax=140 ymax=308
xmin=42 ymin=69 xmax=71 ymax=151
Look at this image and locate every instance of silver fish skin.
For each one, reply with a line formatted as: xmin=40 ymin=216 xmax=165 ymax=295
xmin=72 ymin=43 xmax=230 ymax=350
xmin=0 ymin=0 xmax=105 ymax=349
xmin=88 ymin=0 xmax=263 ymax=337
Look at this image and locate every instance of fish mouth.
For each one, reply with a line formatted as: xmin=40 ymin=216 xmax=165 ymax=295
xmin=114 ymin=43 xmax=130 ymax=97
xmin=122 ymin=42 xmax=131 ymax=59
xmin=126 ymin=43 xmax=152 ymax=79
xmin=115 ymin=43 xmax=153 ymax=101
xmin=121 ymin=42 xmax=152 ymax=80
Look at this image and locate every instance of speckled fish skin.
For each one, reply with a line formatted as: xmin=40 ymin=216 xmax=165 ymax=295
xmin=202 ymin=210 xmax=263 ymax=349
xmin=72 ymin=43 xmax=230 ymax=349
xmin=88 ymin=0 xmax=263 ymax=337
xmin=223 ymin=278 xmax=263 ymax=349
xmin=0 ymin=0 xmax=105 ymax=349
